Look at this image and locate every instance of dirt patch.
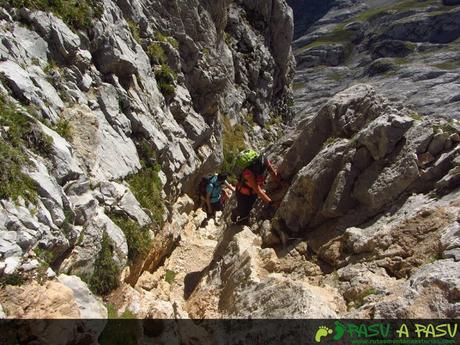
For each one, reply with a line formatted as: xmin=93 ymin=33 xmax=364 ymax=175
xmin=382 ymin=207 xmax=453 ymax=278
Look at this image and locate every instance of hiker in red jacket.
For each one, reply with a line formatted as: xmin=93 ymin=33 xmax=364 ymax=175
xmin=231 ymin=154 xmax=279 ymax=225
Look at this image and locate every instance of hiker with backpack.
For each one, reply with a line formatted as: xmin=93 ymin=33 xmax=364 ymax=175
xmin=200 ymin=173 xmax=234 ymax=219
xmin=231 ymin=150 xmax=280 ymax=225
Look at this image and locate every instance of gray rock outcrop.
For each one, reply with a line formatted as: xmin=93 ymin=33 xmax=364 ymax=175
xmin=274 ymin=85 xmax=459 ymax=238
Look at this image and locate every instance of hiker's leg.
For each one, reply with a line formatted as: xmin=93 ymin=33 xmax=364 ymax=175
xmin=231 ymin=192 xmax=246 ymax=221
xmin=240 ymin=195 xmax=257 ymax=219
xmin=212 ymin=201 xmax=224 ymax=224
xmin=234 ymin=194 xmax=256 ymax=225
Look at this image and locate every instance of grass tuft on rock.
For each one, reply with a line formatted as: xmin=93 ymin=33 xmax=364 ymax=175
xmin=127 ymin=20 xmax=141 ymax=44
xmin=127 ymin=139 xmax=164 ymax=227
xmin=2 ymin=0 xmax=104 ymax=31
xmin=147 ymin=43 xmax=167 ymax=65
xmin=89 ymin=232 xmax=120 ymax=295
xmin=0 ymin=96 xmax=56 ymax=202
xmin=221 ymin=116 xmax=246 ymax=180
xmin=0 ymin=273 xmax=25 ymax=287
xmin=52 ymin=118 xmax=73 ymax=140
xmin=154 ymin=31 xmax=179 ymax=49
xmin=109 ymin=214 xmax=152 ymax=263
xmin=154 ymin=64 xmax=176 ymax=99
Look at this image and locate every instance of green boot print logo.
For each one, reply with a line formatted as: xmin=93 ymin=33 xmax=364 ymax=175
xmin=314 ymin=321 xmax=346 ymax=343
xmin=314 ymin=326 xmax=333 ymax=343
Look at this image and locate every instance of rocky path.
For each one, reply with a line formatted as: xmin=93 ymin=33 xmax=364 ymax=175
xmin=109 ymin=208 xmax=224 ymax=318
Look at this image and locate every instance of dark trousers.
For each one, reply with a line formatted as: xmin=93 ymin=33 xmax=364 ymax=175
xmin=231 ymin=192 xmax=257 ymax=224
xmin=208 ymin=200 xmax=223 ymax=217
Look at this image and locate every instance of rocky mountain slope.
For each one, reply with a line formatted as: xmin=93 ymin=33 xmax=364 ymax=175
xmin=0 ymin=0 xmax=293 ymax=320
xmin=0 ymin=0 xmax=459 ymax=339
xmin=290 ymin=0 xmax=460 ymax=122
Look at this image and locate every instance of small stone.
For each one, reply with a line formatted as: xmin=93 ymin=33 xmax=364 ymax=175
xmin=46 ymin=267 xmax=56 ymax=278
xmin=4 ymin=256 xmax=21 ymax=274
xmin=21 ymin=259 xmax=40 ymax=272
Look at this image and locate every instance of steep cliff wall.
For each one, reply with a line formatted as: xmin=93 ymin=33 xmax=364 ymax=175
xmin=0 ymin=0 xmax=294 ymax=316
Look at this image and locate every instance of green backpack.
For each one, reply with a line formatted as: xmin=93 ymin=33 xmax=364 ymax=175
xmin=234 ymin=149 xmax=259 ymax=175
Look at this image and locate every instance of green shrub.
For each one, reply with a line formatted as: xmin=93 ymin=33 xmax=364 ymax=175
xmin=153 ymin=31 xmax=179 ymax=49
xmin=35 ymin=247 xmax=56 ymax=265
xmin=109 ymin=215 xmax=152 ymax=263
xmin=154 ymin=64 xmax=176 ymax=98
xmin=147 ymin=43 xmax=167 ymax=64
xmin=127 ymin=20 xmax=141 ymax=44
xmin=126 ymin=141 xmax=164 ymax=228
xmin=120 ymin=309 xmax=136 ymax=319
xmin=2 ymin=0 xmax=104 ymax=31
xmin=106 ymin=303 xmax=137 ymax=319
xmin=0 ymin=141 xmax=37 ymax=202
xmin=89 ymin=232 xmax=120 ymax=295
xmin=221 ymin=117 xmax=246 ymax=179
xmin=0 ymin=273 xmax=25 ymax=286
xmin=0 ymin=96 xmax=57 ymax=202
xmin=107 ymin=303 xmax=118 ymax=319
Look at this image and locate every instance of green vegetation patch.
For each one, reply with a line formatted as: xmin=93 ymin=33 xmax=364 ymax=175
xmin=154 ymin=31 xmax=179 ymax=49
xmin=221 ymin=117 xmax=246 ymax=179
xmin=147 ymin=43 xmax=167 ymax=65
xmin=35 ymin=247 xmax=57 ymax=266
xmin=299 ymin=26 xmax=354 ymax=52
xmin=164 ymin=270 xmax=176 ymax=284
xmin=154 ymin=64 xmax=176 ymax=99
xmin=292 ymin=82 xmax=304 ymax=90
xmin=1 ymin=0 xmax=104 ymax=31
xmin=432 ymin=60 xmax=460 ymax=70
xmin=127 ymin=140 xmax=164 ymax=227
xmin=356 ymin=0 xmax=449 ymax=22
xmin=0 ymin=96 xmax=55 ymax=202
xmin=0 ymin=273 xmax=25 ymax=287
xmin=109 ymin=214 xmax=152 ymax=263
xmin=89 ymin=232 xmax=120 ymax=295
xmin=127 ymin=20 xmax=141 ymax=44
xmin=52 ymin=118 xmax=73 ymax=140
xmin=106 ymin=304 xmax=137 ymax=319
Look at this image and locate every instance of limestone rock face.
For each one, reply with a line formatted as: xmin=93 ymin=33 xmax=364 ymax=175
xmin=57 ymin=274 xmax=107 ymax=319
xmin=0 ymin=280 xmax=105 ymax=343
xmin=189 ymin=226 xmax=345 ymax=318
xmin=0 ymin=281 xmax=80 ymax=318
xmin=275 ymin=84 xmax=459 ymax=236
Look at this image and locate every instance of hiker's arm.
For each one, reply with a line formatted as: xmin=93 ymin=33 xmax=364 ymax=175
xmin=245 ymin=174 xmax=272 ymax=204
xmin=224 ymin=180 xmax=235 ymax=191
xmin=266 ymin=159 xmax=280 ymax=183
